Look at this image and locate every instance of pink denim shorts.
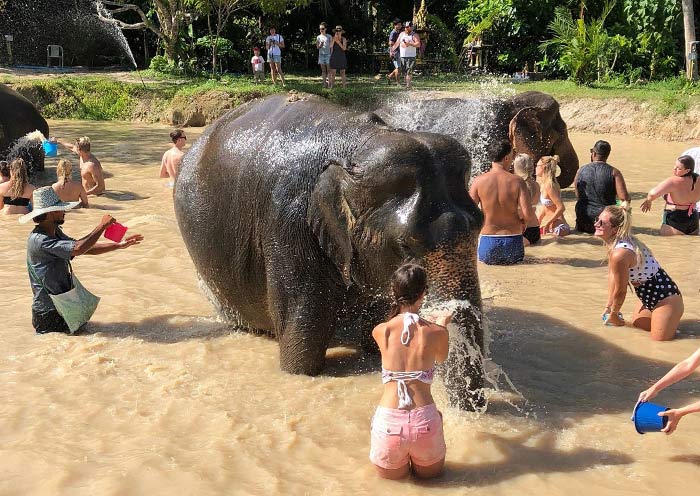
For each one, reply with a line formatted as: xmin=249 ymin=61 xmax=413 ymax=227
xmin=369 ymin=403 xmax=446 ymax=470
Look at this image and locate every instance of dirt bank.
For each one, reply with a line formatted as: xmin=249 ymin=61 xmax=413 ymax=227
xmin=558 ymin=97 xmax=700 ymax=142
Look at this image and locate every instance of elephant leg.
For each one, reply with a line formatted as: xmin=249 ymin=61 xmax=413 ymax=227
xmin=277 ymin=302 xmax=339 ymax=376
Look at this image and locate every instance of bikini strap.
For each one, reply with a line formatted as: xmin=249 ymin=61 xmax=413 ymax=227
xmin=400 ymin=312 xmax=419 ymax=345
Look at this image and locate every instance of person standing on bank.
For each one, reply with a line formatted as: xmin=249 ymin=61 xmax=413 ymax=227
xmin=392 ymin=21 xmax=420 ymax=89
xmin=386 ymin=18 xmax=403 ymax=85
xmin=574 ymin=140 xmax=630 ymax=234
xmin=21 ymin=186 xmax=143 ymax=334
xmin=266 ymin=25 xmax=286 ymax=86
xmin=328 ymin=26 xmax=348 ymax=89
xmin=316 ymin=22 xmax=332 ymax=87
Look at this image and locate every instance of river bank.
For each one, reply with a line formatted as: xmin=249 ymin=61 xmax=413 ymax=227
xmin=3 ymin=71 xmax=700 ymax=142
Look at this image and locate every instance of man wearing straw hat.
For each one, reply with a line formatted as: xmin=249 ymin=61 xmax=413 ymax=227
xmin=22 ymin=186 xmax=143 ymax=334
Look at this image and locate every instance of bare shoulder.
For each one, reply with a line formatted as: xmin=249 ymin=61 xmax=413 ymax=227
xmin=372 ymin=321 xmax=389 ymax=339
xmin=610 ymin=246 xmax=635 ymax=267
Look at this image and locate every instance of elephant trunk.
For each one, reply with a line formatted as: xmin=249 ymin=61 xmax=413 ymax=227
xmin=423 ymin=237 xmax=486 ymax=411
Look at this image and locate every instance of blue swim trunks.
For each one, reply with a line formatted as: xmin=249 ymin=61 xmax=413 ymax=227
xmin=478 ymin=234 xmax=525 ymax=265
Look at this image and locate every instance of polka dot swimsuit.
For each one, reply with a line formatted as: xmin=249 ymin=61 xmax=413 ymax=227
xmin=615 ymin=239 xmax=680 ymax=310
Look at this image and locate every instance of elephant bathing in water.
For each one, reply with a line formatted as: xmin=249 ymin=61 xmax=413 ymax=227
xmin=175 ymin=94 xmax=486 ymax=410
xmin=377 ymin=90 xmax=579 ymax=188
xmin=0 ymin=83 xmax=49 ymax=174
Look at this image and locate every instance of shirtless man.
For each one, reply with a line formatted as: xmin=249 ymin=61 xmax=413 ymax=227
xmin=159 ymin=129 xmax=186 ymax=186
xmin=469 ymin=140 xmax=535 ymax=265
xmin=55 ymin=136 xmax=105 ymax=196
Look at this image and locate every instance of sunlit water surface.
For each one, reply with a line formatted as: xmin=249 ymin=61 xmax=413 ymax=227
xmin=1 ymin=120 xmax=699 ymax=495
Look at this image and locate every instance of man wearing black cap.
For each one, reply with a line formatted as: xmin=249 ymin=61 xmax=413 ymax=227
xmin=574 ymin=140 xmax=630 ymax=233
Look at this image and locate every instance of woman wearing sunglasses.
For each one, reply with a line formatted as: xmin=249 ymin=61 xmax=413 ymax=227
xmin=594 ymin=205 xmax=684 ymax=340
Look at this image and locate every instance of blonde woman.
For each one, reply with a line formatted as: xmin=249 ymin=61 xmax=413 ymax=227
xmin=594 ymin=205 xmax=683 ymax=340
xmin=514 ymin=153 xmax=540 ymax=245
xmin=52 ymin=159 xmax=89 ymax=208
xmin=536 ymin=155 xmax=570 ymax=236
xmin=0 ymin=158 xmax=35 ymax=215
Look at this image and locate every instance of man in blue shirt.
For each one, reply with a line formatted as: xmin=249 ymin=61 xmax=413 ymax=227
xmin=21 ymin=187 xmax=143 ymax=334
xmin=386 ymin=19 xmax=402 ymax=85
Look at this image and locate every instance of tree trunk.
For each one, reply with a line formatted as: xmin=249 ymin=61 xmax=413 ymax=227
xmin=682 ymin=0 xmax=697 ymax=80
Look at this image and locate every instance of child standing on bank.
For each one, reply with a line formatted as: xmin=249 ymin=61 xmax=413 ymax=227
xmin=251 ymin=47 xmax=265 ymax=83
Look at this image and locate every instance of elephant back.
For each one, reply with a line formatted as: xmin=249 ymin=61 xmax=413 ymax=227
xmin=0 ymin=84 xmax=49 ymax=151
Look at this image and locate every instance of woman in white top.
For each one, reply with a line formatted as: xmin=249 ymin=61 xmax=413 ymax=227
xmin=594 ymin=205 xmax=683 ymax=340
xmin=265 ymin=26 xmax=285 ymax=86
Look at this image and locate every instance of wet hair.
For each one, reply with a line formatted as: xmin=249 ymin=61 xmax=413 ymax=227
xmin=56 ymin=159 xmax=73 ymax=181
xmin=387 ymin=263 xmax=428 ymax=319
xmin=538 ymin=155 xmax=561 ymax=196
xmin=8 ymin=158 xmax=29 ymax=200
xmin=513 ymin=153 xmax=534 ymax=179
xmin=488 ymin=140 xmax=512 ymax=163
xmin=677 ymin=155 xmax=699 ymax=190
xmin=170 ymin=129 xmax=186 ymax=143
xmin=592 ymin=140 xmax=611 ymax=160
xmin=76 ymin=136 xmax=91 ymax=152
xmin=0 ymin=160 xmax=9 ymax=179
xmin=33 ymin=213 xmax=48 ymax=223
xmin=602 ymin=205 xmax=650 ymax=266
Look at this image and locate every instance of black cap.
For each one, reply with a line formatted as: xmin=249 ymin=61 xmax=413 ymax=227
xmin=592 ymin=140 xmax=611 ymax=157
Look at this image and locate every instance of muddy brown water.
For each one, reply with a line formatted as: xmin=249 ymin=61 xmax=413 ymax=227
xmin=1 ymin=120 xmax=699 ymax=495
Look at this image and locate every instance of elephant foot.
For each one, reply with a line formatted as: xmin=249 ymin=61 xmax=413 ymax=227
xmin=278 ymin=327 xmax=332 ymax=376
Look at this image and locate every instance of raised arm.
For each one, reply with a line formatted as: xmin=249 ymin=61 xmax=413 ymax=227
xmin=55 ymin=138 xmax=78 ymax=154
xmin=72 ymin=215 xmax=114 ymax=256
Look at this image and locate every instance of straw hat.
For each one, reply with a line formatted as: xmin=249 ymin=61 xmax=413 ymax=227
xmin=19 ymin=186 xmax=80 ymax=224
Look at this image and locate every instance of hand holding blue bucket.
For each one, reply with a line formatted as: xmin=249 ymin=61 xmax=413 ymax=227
xmin=632 ymin=401 xmax=669 ymax=434
xmin=42 ymin=140 xmax=58 ymax=157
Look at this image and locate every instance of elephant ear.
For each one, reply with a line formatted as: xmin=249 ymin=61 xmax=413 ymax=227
xmin=509 ymin=107 xmax=552 ymax=158
xmin=307 ymin=159 xmax=356 ymax=287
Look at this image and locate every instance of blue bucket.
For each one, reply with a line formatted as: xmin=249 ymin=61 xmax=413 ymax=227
xmin=42 ymin=140 xmax=58 ymax=157
xmin=633 ymin=401 xmax=669 ymax=434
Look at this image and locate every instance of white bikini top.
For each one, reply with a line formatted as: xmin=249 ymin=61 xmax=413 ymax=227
xmin=540 ymin=194 xmax=554 ymax=207
xmin=615 ymin=239 xmax=660 ymax=284
xmin=381 ymin=313 xmax=435 ymax=410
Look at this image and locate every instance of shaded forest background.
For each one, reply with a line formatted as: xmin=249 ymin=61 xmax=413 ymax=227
xmin=1 ymin=0 xmax=699 ymax=84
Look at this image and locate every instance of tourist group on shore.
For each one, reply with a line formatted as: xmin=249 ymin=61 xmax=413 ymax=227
xmin=249 ymin=17 xmax=421 ymax=89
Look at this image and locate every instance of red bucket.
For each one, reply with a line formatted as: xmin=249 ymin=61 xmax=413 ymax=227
xmin=104 ymin=222 xmax=128 ymax=243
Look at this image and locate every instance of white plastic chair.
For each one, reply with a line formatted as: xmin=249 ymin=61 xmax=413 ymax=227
xmin=47 ymin=45 xmax=64 ymax=67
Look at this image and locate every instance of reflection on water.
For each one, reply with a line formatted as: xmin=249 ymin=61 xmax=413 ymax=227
xmin=1 ymin=121 xmax=699 ymax=495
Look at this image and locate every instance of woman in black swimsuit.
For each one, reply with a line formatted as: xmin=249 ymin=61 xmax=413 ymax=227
xmin=640 ymin=155 xmax=700 ymax=235
xmin=0 ymin=158 xmax=35 ymax=215
xmin=328 ymin=26 xmax=348 ymax=89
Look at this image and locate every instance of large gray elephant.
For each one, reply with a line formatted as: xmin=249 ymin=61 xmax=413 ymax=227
xmin=0 ymin=83 xmax=49 ymax=174
xmin=377 ymin=91 xmax=579 ymax=188
xmin=175 ymin=94 xmax=486 ymax=410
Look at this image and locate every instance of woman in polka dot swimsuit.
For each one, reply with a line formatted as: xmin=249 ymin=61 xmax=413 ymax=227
xmin=594 ymin=205 xmax=684 ymax=340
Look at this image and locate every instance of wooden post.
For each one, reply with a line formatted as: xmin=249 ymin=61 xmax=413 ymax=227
xmin=682 ymin=0 xmax=698 ymax=80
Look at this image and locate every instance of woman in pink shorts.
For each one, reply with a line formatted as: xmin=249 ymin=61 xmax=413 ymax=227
xmin=370 ymin=263 xmax=451 ymax=479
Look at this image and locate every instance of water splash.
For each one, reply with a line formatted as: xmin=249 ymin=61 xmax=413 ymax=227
xmin=5 ymin=130 xmax=46 ymax=160
xmin=424 ymin=298 xmax=523 ymax=413
xmin=94 ymin=1 xmax=137 ymax=68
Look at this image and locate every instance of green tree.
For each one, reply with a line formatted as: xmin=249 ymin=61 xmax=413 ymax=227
xmin=541 ymin=1 xmax=618 ymax=84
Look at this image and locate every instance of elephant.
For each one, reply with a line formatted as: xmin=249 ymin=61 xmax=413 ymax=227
xmin=175 ymin=93 xmax=487 ymax=410
xmin=0 ymin=83 xmax=49 ymax=175
xmin=376 ymin=91 xmax=579 ymax=188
